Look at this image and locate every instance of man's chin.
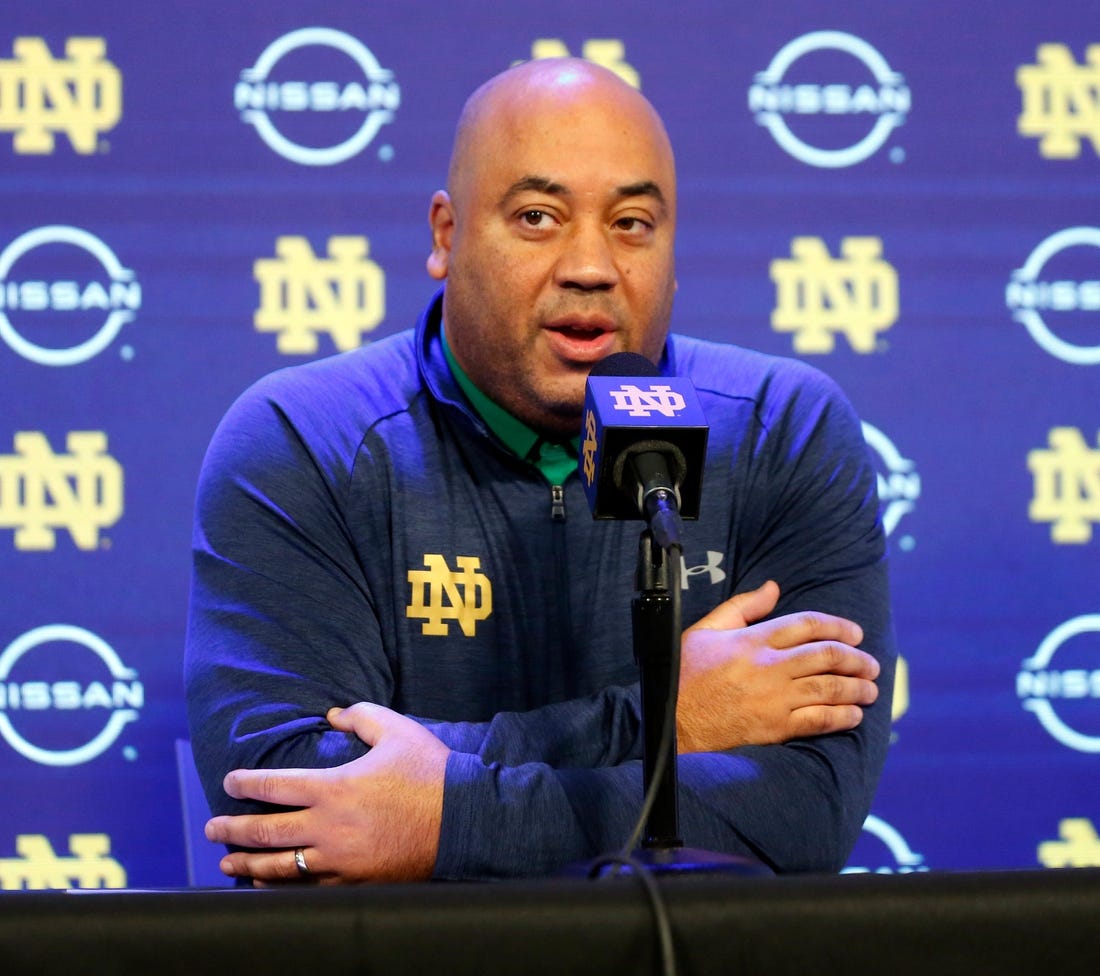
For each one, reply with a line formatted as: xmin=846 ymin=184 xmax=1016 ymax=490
xmin=518 ymin=391 xmax=585 ymax=439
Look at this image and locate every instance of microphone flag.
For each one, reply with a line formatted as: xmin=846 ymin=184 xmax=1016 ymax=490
xmin=579 ymin=353 xmax=709 ymax=521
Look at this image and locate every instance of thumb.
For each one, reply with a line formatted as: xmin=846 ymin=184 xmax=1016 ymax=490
xmin=327 ymin=702 xmax=391 ymax=746
xmin=688 ymin=580 xmax=780 ymax=632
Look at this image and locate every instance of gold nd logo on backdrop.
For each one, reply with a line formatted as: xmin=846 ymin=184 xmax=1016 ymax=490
xmin=771 ymin=237 xmax=898 ymax=353
xmin=254 ymin=236 xmax=385 ymax=354
xmin=0 ymin=432 xmax=123 ymax=551
xmin=522 ymin=39 xmax=639 ymax=89
xmin=1018 ymin=44 xmax=1100 ymax=159
xmin=0 ymin=834 xmax=125 ymax=890
xmin=1038 ymin=819 xmax=1100 ymax=867
xmin=1029 ymin=427 xmax=1100 ymax=543
xmin=0 ymin=37 xmax=121 ymax=154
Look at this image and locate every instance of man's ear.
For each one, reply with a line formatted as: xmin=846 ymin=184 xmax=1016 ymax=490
xmin=426 ymin=190 xmax=455 ymax=280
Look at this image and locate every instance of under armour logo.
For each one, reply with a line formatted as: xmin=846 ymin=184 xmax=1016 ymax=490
xmin=609 ymin=384 xmax=686 ymax=418
xmin=406 ymin=554 xmax=493 ymax=637
xmin=680 ymin=551 xmax=726 ymax=589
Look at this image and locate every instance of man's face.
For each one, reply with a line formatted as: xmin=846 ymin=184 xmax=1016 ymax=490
xmin=428 ymin=66 xmax=677 ymax=438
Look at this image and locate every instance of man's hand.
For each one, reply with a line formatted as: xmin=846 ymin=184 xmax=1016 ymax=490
xmin=204 ymin=703 xmax=449 ymax=885
xmin=677 ymin=581 xmax=880 ymax=753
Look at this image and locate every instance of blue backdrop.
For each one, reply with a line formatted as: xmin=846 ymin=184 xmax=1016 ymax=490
xmin=2 ymin=0 xmax=1097 ymax=888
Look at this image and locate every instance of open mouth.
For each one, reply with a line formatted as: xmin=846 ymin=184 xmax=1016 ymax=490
xmin=543 ymin=321 xmax=618 ymax=363
xmin=550 ymin=324 xmax=607 ymax=341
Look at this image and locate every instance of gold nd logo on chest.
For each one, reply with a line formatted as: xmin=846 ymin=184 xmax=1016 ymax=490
xmin=406 ymin=554 xmax=493 ymax=637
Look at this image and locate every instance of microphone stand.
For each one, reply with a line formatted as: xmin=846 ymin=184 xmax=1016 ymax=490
xmin=626 ymin=525 xmax=771 ymax=876
xmin=634 ymin=528 xmax=682 ymax=850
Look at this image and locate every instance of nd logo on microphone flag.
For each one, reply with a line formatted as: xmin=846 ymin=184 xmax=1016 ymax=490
xmin=580 ymin=375 xmax=709 ymax=521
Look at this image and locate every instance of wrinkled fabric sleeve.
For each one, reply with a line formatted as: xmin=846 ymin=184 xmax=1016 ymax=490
xmin=432 ymin=362 xmax=896 ymax=878
xmin=184 ymin=380 xmax=646 ymax=821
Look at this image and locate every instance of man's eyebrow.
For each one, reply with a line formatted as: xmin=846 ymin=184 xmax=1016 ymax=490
xmin=500 ymin=175 xmax=568 ymax=206
xmin=499 ymin=176 xmax=668 ymax=210
xmin=616 ymin=180 xmax=666 ymax=208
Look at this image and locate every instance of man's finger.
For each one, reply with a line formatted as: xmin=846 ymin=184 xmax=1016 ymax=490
xmin=219 ymin=846 xmax=324 ymax=884
xmin=327 ymin=701 xmax=397 ymax=746
xmin=205 ymin=808 xmax=307 ymax=850
xmin=688 ymin=580 xmax=780 ymax=632
xmin=787 ymin=703 xmax=865 ymax=739
xmin=220 ymin=766 xmax=323 ymax=807
xmin=754 ymin=610 xmax=864 ymax=652
xmin=792 ymin=673 xmax=879 ymax=708
xmin=782 ymin=641 xmax=880 ymax=680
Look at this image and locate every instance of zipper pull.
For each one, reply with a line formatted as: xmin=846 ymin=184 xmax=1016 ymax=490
xmin=550 ymin=485 xmax=566 ymax=521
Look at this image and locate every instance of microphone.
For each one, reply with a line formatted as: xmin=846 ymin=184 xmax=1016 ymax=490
xmin=579 ymin=352 xmax=708 ymax=549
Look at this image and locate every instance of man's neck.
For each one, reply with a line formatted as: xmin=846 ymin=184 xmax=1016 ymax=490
xmin=441 ymin=330 xmax=578 ymax=484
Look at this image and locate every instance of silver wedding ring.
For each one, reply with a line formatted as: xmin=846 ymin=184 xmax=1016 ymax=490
xmin=293 ymin=847 xmax=310 ymax=877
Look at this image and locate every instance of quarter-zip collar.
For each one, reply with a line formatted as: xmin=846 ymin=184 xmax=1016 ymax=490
xmin=437 ymin=307 xmax=579 ymax=485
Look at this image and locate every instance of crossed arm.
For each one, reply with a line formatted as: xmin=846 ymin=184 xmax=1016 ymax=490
xmin=204 ymin=580 xmax=882 ymax=885
xmin=189 ymin=358 xmax=895 ymax=884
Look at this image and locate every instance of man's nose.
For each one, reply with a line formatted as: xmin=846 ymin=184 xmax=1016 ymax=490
xmin=554 ymin=223 xmax=620 ymax=291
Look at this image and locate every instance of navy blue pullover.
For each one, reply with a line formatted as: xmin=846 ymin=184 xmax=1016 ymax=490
xmin=185 ymin=290 xmax=896 ymax=878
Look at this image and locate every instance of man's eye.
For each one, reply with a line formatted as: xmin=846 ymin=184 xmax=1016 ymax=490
xmin=521 ymin=210 xmax=550 ymax=227
xmin=615 ymin=217 xmax=651 ymax=233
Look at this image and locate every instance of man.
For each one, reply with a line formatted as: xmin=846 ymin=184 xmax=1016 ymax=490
xmin=186 ymin=58 xmax=894 ymax=885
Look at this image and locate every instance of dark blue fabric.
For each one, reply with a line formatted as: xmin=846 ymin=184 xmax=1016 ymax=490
xmin=184 ymin=289 xmax=896 ymax=878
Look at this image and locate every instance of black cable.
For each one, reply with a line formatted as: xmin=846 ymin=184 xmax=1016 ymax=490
xmin=587 ymin=543 xmax=683 ymax=976
xmin=587 ymin=853 xmax=678 ymax=976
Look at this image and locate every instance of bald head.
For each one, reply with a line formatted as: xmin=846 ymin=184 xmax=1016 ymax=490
xmin=445 ymin=58 xmax=675 ymax=211
xmin=426 ymin=58 xmax=679 ymax=437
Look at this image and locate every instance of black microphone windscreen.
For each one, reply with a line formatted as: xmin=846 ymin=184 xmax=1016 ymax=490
xmin=588 ymin=352 xmax=659 ymax=378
